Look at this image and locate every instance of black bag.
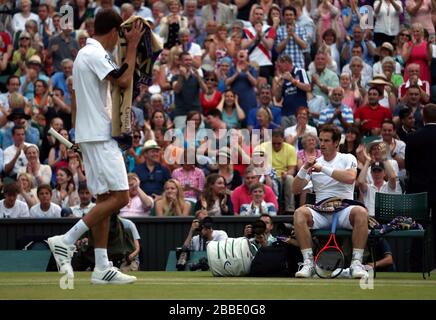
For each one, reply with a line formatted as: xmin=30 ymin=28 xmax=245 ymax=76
xmin=249 ymin=243 xmax=302 ymax=277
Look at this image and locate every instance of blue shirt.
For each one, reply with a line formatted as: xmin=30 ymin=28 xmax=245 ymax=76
xmin=2 ymin=125 xmax=40 ymax=149
xmin=227 ymin=65 xmax=258 ymax=114
xmin=51 ymin=72 xmax=69 ymax=101
xmin=282 ymin=66 xmax=310 ymax=117
xmin=342 ymin=39 xmax=376 ymax=65
xmin=19 ymin=74 xmax=50 ymax=100
xmin=247 ymin=105 xmax=282 ymax=128
xmin=134 ymin=163 xmax=171 ymax=196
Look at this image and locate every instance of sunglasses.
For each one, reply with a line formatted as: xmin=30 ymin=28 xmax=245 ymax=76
xmin=400 ymin=33 xmax=410 ymax=37
xmin=20 ymin=37 xmax=30 ymax=40
xmin=205 ymin=78 xmax=216 ymax=82
xmin=133 ymin=135 xmax=141 ymax=139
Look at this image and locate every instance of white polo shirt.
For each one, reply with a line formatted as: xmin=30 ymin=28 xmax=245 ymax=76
xmin=29 ymin=203 xmax=62 ymax=218
xmin=0 ymin=199 xmax=30 ymax=218
xmin=72 ymin=38 xmax=117 ymax=143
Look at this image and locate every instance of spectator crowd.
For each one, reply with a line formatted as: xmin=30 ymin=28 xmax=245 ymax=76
xmin=0 ymin=0 xmax=435 ymax=221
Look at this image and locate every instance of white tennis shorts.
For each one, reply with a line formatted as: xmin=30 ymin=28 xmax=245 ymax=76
xmin=79 ymin=139 xmax=128 ymax=195
xmin=308 ymin=206 xmax=360 ymax=230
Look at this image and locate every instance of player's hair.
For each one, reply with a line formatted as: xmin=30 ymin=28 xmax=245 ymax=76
xmin=319 ymin=124 xmax=341 ymax=143
xmin=94 ymin=9 xmax=123 ymax=36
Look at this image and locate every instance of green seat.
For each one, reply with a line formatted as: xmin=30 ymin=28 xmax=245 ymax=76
xmin=373 ymin=192 xmax=431 ymax=279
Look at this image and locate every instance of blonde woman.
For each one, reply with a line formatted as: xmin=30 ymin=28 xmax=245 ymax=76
xmin=158 ymin=46 xmax=183 ymax=109
xmin=159 ymin=0 xmax=188 ymax=49
xmin=402 ymin=23 xmax=432 ymax=84
xmin=155 ymin=179 xmax=191 ymax=216
xmin=17 ymin=172 xmax=38 ymax=208
xmin=22 ymin=144 xmax=52 ymax=188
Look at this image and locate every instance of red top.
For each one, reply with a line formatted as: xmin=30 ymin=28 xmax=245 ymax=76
xmin=199 ymin=90 xmax=221 ymax=116
xmin=231 ymin=183 xmax=278 ymax=215
xmin=404 ymin=41 xmax=431 ymax=84
xmin=0 ymin=32 xmax=12 ymax=54
xmin=354 ymin=104 xmax=392 ymax=134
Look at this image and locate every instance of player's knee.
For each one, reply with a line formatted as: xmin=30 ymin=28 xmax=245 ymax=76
xmin=351 ymin=207 xmax=368 ymax=225
xmin=294 ymin=207 xmax=310 ymax=227
xmin=115 ymin=191 xmax=129 ymax=209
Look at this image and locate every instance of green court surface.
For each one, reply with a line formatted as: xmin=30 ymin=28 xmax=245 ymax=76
xmin=0 ymin=272 xmax=435 ymax=300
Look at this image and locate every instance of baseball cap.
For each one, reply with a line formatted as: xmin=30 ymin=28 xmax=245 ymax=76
xmin=371 ymin=161 xmax=385 ymax=171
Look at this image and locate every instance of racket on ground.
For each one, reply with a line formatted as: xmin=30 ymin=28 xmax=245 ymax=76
xmin=314 ymin=213 xmax=345 ymax=278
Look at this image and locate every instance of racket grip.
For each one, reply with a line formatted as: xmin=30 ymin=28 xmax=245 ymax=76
xmin=331 ymin=213 xmax=339 ymax=234
xmin=48 ymin=127 xmax=73 ymax=149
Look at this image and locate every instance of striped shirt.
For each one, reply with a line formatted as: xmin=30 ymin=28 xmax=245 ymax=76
xmin=319 ymin=103 xmax=354 ymax=133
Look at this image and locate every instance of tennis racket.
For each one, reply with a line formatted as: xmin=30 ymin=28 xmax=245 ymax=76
xmin=314 ymin=213 xmax=345 ymax=278
xmin=48 ymin=127 xmax=81 ymax=153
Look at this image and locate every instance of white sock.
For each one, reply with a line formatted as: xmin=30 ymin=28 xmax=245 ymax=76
xmin=63 ymin=220 xmax=89 ymax=246
xmin=301 ymin=248 xmax=314 ymax=262
xmin=352 ymin=249 xmax=364 ymax=263
xmin=94 ymin=248 xmax=110 ymax=270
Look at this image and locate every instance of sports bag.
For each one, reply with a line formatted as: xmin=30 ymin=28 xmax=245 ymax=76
xmin=249 ymin=242 xmax=301 ymax=277
xmin=207 ymin=237 xmax=254 ymax=276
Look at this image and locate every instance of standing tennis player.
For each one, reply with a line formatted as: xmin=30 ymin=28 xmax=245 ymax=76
xmin=292 ymin=125 xmax=369 ymax=278
xmin=48 ymin=9 xmax=143 ymax=284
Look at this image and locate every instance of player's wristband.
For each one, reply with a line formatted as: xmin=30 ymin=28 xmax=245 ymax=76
xmin=297 ymin=167 xmax=308 ymax=179
xmin=321 ymin=166 xmax=334 ymax=177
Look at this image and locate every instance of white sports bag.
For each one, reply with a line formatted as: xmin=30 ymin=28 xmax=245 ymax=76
xmin=207 ymin=237 xmax=255 ymax=276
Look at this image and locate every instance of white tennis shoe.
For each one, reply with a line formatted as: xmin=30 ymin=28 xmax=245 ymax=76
xmin=350 ymin=260 xmax=369 ymax=278
xmin=91 ymin=262 xmax=137 ymax=284
xmin=295 ymin=259 xmax=315 ymax=278
xmin=47 ymin=235 xmax=76 ymax=278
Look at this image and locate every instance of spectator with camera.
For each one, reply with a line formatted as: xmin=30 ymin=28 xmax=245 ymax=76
xmin=182 ymin=211 xmax=228 ymax=251
xmin=243 ymin=214 xmax=277 ymax=250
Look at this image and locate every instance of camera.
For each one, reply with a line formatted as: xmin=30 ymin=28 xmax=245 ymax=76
xmin=195 ymin=216 xmax=213 ymax=232
xmin=189 ymin=258 xmax=209 ymax=271
xmin=246 ymin=219 xmax=267 ymax=238
xmin=276 ymin=222 xmax=294 ymax=237
xmin=176 ymin=246 xmax=190 ymax=271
